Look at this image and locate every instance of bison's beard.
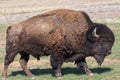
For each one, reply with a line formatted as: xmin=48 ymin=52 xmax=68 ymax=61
xmin=94 ymin=55 xmax=105 ymax=65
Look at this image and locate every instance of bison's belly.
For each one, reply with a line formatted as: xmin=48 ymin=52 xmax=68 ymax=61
xmin=21 ymin=43 xmax=52 ymax=57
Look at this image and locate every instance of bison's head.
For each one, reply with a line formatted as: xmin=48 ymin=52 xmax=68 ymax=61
xmin=87 ymin=23 xmax=115 ymax=65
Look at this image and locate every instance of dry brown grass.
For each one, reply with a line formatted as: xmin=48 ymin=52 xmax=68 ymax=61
xmin=0 ymin=0 xmax=120 ymax=24
xmin=0 ymin=0 xmax=120 ymax=15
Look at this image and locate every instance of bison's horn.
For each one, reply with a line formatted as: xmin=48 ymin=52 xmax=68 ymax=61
xmin=92 ymin=28 xmax=99 ymax=38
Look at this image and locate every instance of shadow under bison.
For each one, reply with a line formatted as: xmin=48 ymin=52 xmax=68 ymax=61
xmin=9 ymin=67 xmax=112 ymax=77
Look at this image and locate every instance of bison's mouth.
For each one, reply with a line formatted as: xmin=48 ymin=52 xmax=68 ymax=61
xmin=94 ymin=55 xmax=105 ymax=65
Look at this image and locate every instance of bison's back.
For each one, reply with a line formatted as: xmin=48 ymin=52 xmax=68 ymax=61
xmin=22 ymin=9 xmax=91 ymax=45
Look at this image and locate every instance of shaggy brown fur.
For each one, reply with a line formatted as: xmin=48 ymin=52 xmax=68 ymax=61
xmin=2 ymin=9 xmax=115 ymax=79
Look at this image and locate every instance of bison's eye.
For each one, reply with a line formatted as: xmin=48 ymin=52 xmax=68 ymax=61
xmin=100 ymin=38 xmax=107 ymax=43
xmin=99 ymin=38 xmax=108 ymax=47
xmin=100 ymin=38 xmax=107 ymax=44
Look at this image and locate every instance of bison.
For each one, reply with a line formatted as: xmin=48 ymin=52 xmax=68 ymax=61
xmin=2 ymin=9 xmax=115 ymax=79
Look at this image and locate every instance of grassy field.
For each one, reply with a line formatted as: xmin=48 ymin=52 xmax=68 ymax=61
xmin=0 ymin=22 xmax=120 ymax=80
xmin=0 ymin=0 xmax=120 ymax=80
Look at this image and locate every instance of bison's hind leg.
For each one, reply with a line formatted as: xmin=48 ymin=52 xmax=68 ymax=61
xmin=19 ymin=52 xmax=34 ymax=78
xmin=2 ymin=50 xmax=18 ymax=79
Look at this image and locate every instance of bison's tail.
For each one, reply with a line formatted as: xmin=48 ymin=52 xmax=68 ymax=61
xmin=6 ymin=26 xmax=12 ymax=53
xmin=6 ymin=26 xmax=12 ymax=54
xmin=6 ymin=26 xmax=11 ymax=34
xmin=6 ymin=26 xmax=19 ymax=54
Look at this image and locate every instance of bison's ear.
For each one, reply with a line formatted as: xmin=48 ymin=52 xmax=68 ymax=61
xmin=86 ymin=25 xmax=100 ymax=42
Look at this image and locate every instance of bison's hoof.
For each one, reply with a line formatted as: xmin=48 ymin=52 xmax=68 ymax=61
xmin=88 ymin=73 xmax=94 ymax=76
xmin=31 ymin=77 xmax=35 ymax=80
xmin=57 ymin=76 xmax=63 ymax=79
xmin=55 ymin=72 xmax=62 ymax=78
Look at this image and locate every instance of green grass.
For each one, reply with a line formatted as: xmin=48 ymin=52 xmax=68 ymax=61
xmin=0 ymin=23 xmax=120 ymax=80
xmin=111 ymin=30 xmax=120 ymax=59
xmin=107 ymin=23 xmax=120 ymax=27
xmin=0 ymin=24 xmax=7 ymax=33
xmin=0 ymin=24 xmax=7 ymax=41
xmin=0 ymin=60 xmax=120 ymax=80
xmin=92 ymin=17 xmax=120 ymax=30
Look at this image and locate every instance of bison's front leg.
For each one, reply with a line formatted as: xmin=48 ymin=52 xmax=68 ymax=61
xmin=75 ymin=58 xmax=94 ymax=76
xmin=19 ymin=52 xmax=34 ymax=78
xmin=50 ymin=55 xmax=63 ymax=78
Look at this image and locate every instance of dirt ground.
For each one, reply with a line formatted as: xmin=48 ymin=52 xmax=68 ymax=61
xmin=0 ymin=0 xmax=120 ymax=24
